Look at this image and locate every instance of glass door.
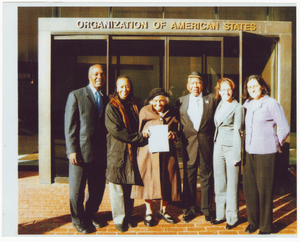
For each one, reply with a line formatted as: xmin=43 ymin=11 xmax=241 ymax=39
xmin=168 ymin=37 xmax=224 ymax=105
xmin=241 ymin=32 xmax=278 ymax=100
xmin=110 ymin=36 xmax=165 ymax=107
xmin=51 ymin=36 xmax=108 ymax=180
xmin=51 ymin=34 xmax=278 ymax=179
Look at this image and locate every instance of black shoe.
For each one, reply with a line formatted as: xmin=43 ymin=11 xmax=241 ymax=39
xmin=127 ymin=221 xmax=134 ymax=228
xmin=211 ymin=219 xmax=226 ymax=225
xmin=144 ymin=214 xmax=155 ymax=227
xmin=182 ymin=213 xmax=195 ymax=223
xmin=158 ymin=210 xmax=176 ymax=224
xmin=271 ymin=224 xmax=278 ymax=233
xmin=127 ymin=217 xmax=136 ymax=228
xmin=91 ymin=218 xmax=106 ymax=228
xmin=205 ymin=214 xmax=213 ymax=222
xmin=72 ymin=223 xmax=95 ymax=234
xmin=115 ymin=224 xmax=126 ymax=232
xmin=226 ymin=221 xmax=239 ymax=230
xmin=258 ymin=231 xmax=270 ymax=235
xmin=245 ymin=224 xmax=259 ymax=234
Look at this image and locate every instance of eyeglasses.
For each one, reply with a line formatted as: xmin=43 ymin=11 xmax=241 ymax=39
xmin=219 ymin=89 xmax=232 ymax=92
xmin=247 ymin=85 xmax=261 ymax=90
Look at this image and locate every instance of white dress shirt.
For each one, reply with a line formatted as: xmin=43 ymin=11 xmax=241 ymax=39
xmin=187 ymin=93 xmax=203 ymax=131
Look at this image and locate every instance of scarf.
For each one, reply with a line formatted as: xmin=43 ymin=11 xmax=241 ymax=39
xmin=110 ymin=96 xmax=139 ymax=163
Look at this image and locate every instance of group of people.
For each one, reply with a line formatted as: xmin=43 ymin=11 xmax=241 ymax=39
xmin=64 ymin=64 xmax=290 ymax=235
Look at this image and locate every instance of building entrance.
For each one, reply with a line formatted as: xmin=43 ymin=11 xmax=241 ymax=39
xmin=110 ymin=37 xmax=227 ymax=105
xmin=38 ymin=18 xmax=291 ymax=183
xmin=51 ymin=34 xmax=277 ymax=181
xmin=51 ymin=36 xmax=230 ymax=180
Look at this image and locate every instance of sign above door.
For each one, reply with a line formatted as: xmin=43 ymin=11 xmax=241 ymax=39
xmin=77 ymin=19 xmax=257 ymax=32
xmin=39 ymin=18 xmax=291 ymax=36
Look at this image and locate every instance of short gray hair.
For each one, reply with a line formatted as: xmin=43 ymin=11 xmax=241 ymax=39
xmin=149 ymin=96 xmax=170 ymax=105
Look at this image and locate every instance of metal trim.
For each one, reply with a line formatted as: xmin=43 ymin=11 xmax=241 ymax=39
xmin=53 ymin=35 xmax=109 ymax=40
xmin=169 ymin=37 xmax=223 ymax=41
xmin=165 ymin=37 xmax=169 ymax=92
xmin=106 ymin=37 xmax=110 ymax=95
xmin=221 ymin=37 xmax=224 ymax=79
xmin=111 ymin=36 xmax=166 ymax=40
xmin=239 ymin=32 xmax=243 ymax=104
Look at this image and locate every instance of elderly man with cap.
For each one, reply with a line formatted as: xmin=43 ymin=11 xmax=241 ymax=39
xmin=176 ymin=71 xmax=219 ymax=223
xmin=131 ymin=88 xmax=181 ymax=227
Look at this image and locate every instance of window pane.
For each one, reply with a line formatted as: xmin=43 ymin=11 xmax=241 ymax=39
xmin=110 ymin=39 xmax=164 ymax=106
xmin=112 ymin=7 xmax=163 ymax=18
xmin=169 ymin=40 xmax=221 ymax=105
xmin=52 ymin=39 xmax=107 ymax=178
xmin=219 ymin=7 xmax=266 ymax=21
xmin=60 ymin=7 xmax=109 ymax=17
xmin=165 ymin=7 xmax=215 ymax=19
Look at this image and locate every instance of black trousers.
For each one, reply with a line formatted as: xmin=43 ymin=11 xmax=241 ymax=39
xmin=243 ymin=152 xmax=276 ymax=233
xmin=69 ymin=161 xmax=106 ymax=225
xmin=182 ymin=152 xmax=213 ymax=216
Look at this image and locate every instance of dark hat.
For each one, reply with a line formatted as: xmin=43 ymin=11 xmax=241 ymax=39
xmin=188 ymin=71 xmax=203 ymax=79
xmin=148 ymin=87 xmax=169 ymax=100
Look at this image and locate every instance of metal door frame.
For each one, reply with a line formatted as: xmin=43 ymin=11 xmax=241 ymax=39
xmin=39 ymin=18 xmax=291 ymax=184
xmin=109 ymin=36 xmax=224 ymax=93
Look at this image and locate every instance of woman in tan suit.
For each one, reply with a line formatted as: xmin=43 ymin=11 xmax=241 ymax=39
xmin=131 ymin=88 xmax=181 ymax=227
xmin=211 ymin=78 xmax=244 ymax=229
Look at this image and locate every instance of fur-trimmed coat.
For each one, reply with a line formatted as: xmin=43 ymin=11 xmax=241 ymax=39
xmin=105 ymin=97 xmax=144 ymax=184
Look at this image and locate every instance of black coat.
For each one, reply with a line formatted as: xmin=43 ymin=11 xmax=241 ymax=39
xmin=105 ymin=100 xmax=144 ymax=184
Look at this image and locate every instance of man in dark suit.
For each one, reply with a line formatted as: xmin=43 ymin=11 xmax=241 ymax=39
xmin=65 ymin=64 xmax=108 ymax=233
xmin=176 ymin=71 xmax=218 ymax=223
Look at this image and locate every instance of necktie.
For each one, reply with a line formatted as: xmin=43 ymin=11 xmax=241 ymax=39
xmin=187 ymin=96 xmax=202 ymax=131
xmin=194 ymin=99 xmax=201 ymax=130
xmin=95 ymin=91 xmax=102 ymax=113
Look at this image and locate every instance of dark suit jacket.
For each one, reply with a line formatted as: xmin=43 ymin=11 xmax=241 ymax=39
xmin=176 ymin=93 xmax=218 ymax=166
xmin=64 ymin=85 xmax=108 ymax=164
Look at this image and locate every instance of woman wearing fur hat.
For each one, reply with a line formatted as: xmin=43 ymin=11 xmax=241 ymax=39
xmin=131 ymin=88 xmax=181 ymax=227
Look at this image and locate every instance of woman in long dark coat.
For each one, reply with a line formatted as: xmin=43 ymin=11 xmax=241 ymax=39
xmin=131 ymin=88 xmax=181 ymax=227
xmin=105 ymin=76 xmax=148 ymax=232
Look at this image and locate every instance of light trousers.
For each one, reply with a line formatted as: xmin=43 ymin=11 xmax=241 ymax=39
xmin=213 ymin=143 xmax=240 ymax=225
xmin=108 ymin=182 xmax=134 ymax=226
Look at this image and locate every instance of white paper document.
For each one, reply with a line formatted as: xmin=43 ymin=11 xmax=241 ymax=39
xmin=148 ymin=125 xmax=169 ymax=153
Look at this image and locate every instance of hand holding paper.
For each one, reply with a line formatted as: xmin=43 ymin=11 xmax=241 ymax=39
xmin=148 ymin=125 xmax=169 ymax=153
xmin=142 ymin=130 xmax=150 ymax=138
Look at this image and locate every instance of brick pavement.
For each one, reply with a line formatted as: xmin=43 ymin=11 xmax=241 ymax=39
xmin=18 ymin=171 xmax=297 ymax=236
